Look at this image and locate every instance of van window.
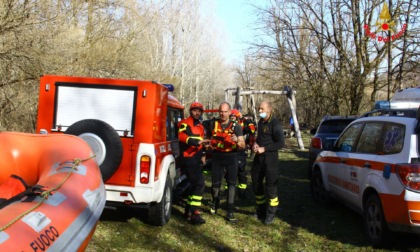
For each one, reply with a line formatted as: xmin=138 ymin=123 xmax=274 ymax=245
xmin=317 ymin=119 xmax=354 ymax=134
xmin=166 ymin=109 xmax=183 ymax=140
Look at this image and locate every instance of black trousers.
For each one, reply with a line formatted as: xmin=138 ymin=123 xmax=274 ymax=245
xmin=211 ymin=152 xmax=237 ymax=212
xmin=183 ymin=156 xmax=205 ymax=211
xmin=251 ymin=151 xmax=279 ymax=202
xmin=237 ymin=151 xmax=247 ymax=188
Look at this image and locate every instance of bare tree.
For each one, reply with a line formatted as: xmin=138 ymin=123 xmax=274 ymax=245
xmin=244 ymin=0 xmax=419 ymax=126
xmin=0 ymin=0 xmax=233 ymax=131
xmin=0 ymin=0 xmax=57 ymax=131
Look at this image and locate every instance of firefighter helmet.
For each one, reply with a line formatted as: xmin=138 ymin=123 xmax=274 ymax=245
xmin=230 ymin=109 xmax=242 ymax=118
xmin=189 ymin=101 xmax=204 ymax=112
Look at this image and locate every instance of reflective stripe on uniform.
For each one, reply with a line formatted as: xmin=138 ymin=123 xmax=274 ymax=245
xmin=179 ymin=123 xmax=188 ymax=132
xmin=238 ymin=183 xmax=247 ymax=189
xmin=187 ymin=136 xmax=203 ymax=142
xmin=188 ymin=195 xmax=203 ymax=206
xmin=256 ymin=194 xmax=266 ymax=205
xmin=268 ymin=197 xmax=279 ymax=206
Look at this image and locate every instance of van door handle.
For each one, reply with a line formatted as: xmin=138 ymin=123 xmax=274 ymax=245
xmin=364 ymin=162 xmax=371 ymax=168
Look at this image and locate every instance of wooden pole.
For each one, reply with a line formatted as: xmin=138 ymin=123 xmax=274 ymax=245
xmin=232 ymin=90 xmax=293 ymax=95
xmin=285 ymin=86 xmax=304 ymax=150
xmin=234 ymin=87 xmax=242 ymax=111
xmin=251 ymin=94 xmax=257 ymax=123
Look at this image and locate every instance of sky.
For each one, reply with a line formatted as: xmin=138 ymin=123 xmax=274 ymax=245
xmin=213 ymin=0 xmax=259 ymax=64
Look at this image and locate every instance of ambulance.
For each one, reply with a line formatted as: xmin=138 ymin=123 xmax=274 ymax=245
xmin=311 ymin=87 xmax=420 ymax=247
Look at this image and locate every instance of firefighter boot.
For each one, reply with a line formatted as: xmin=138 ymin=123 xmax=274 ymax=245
xmin=264 ymin=206 xmax=277 ymax=225
xmin=184 ymin=204 xmax=191 ymax=220
xmin=190 ymin=209 xmax=206 ymax=225
xmin=210 ymin=197 xmax=220 ymax=215
xmin=237 ymin=188 xmax=247 ymax=200
xmin=226 ymin=186 xmax=238 ymax=223
xmin=253 ymin=205 xmax=267 ymax=220
xmin=226 ymin=211 xmax=238 ymax=223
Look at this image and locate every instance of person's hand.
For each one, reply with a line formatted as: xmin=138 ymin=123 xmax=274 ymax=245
xmin=200 ymin=139 xmax=211 ymax=145
xmin=255 ymin=146 xmax=265 ymax=154
xmin=252 ymin=143 xmax=259 ymax=153
xmin=205 ymin=144 xmax=213 ymax=151
xmin=230 ymin=134 xmax=238 ymax=143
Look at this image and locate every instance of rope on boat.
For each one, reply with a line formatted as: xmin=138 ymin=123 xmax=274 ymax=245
xmin=0 ymin=155 xmax=96 ymax=232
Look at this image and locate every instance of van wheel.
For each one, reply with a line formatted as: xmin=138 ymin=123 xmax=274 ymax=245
xmin=310 ymin=170 xmax=331 ymax=205
xmin=363 ymin=194 xmax=394 ymax=248
xmin=65 ymin=119 xmax=123 ymax=181
xmin=148 ymin=176 xmax=172 ymax=226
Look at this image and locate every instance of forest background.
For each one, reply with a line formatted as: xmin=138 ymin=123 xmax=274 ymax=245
xmin=1 ymin=0 xmax=419 ymax=132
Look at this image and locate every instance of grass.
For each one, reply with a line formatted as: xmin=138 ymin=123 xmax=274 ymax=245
xmin=86 ymin=132 xmax=420 ymax=252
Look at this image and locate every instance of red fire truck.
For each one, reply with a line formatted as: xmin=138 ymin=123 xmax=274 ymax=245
xmin=36 ymin=75 xmax=184 ymax=226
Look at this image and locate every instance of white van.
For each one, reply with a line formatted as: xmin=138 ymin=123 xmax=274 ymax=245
xmin=374 ymin=87 xmax=420 ymax=110
xmin=390 ymin=87 xmax=420 ymax=109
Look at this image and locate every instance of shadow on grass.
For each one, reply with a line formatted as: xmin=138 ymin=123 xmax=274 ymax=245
xmin=277 ymin=148 xmax=420 ymax=251
xmin=170 ymin=207 xmax=236 ymax=252
xmin=97 ymin=191 xmax=237 ymax=252
xmin=100 ymin=207 xmax=148 ymax=223
xmin=91 ymin=143 xmax=420 ymax=251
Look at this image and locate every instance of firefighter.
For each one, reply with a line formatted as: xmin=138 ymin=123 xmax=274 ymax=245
xmin=229 ymin=109 xmax=250 ymax=200
xmin=251 ymin=101 xmax=285 ymax=225
xmin=207 ymin=102 xmax=245 ymax=223
xmin=178 ymin=101 xmax=210 ymax=225
xmin=242 ymin=114 xmax=257 ymax=150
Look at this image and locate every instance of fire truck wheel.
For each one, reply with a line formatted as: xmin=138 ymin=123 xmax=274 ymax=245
xmin=148 ymin=176 xmax=173 ymax=226
xmin=65 ymin=119 xmax=123 ymax=182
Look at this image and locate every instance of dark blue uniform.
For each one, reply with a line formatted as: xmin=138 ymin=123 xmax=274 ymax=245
xmin=251 ymin=114 xmax=284 ymax=222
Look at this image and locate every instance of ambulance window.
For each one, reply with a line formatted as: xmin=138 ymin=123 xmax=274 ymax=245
xmin=355 ymin=122 xmax=383 ymax=154
xmin=336 ymin=123 xmax=363 ymax=152
xmin=380 ymin=123 xmax=405 ymax=154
